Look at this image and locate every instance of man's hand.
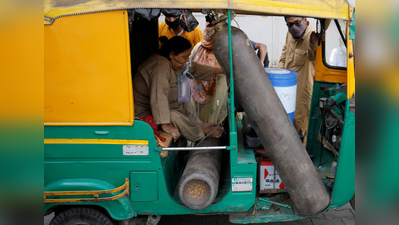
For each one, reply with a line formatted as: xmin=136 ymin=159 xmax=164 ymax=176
xmin=310 ymin=31 xmax=325 ymax=44
xmin=255 ymin=43 xmax=267 ymax=67
xmin=161 ymin=124 xmax=181 ymax=142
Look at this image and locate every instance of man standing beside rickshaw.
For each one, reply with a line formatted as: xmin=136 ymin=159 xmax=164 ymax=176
xmin=279 ymin=16 xmax=325 ymax=145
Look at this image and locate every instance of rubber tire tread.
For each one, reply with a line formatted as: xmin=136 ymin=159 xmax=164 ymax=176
xmin=49 ymin=207 xmax=115 ymax=225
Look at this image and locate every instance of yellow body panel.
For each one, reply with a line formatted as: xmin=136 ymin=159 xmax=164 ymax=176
xmin=347 ymin=26 xmax=355 ymax=99
xmin=44 ymin=0 xmax=351 ymax=25
xmin=315 ymin=43 xmax=347 ymax=84
xmin=44 ymin=139 xmax=148 ymax=145
xmin=315 ymin=22 xmax=355 ymax=99
xmin=44 ymin=10 xmax=133 ymax=126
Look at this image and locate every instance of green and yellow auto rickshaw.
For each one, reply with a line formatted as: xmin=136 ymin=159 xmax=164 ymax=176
xmin=44 ymin=0 xmax=355 ymax=224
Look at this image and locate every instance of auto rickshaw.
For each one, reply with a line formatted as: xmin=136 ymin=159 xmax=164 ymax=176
xmin=44 ymin=0 xmax=355 ymax=224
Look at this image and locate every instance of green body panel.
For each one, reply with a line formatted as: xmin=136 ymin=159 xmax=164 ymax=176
xmin=329 ymin=100 xmax=355 ymax=209
xmin=45 ymin=120 xmax=257 ymax=218
xmin=127 ymin=119 xmax=256 ymax=215
xmin=130 ymin=172 xmax=158 ymax=202
xmin=44 ymin=179 xmax=135 ymax=220
xmin=307 ymin=82 xmax=355 ymax=210
xmin=307 ymin=82 xmax=338 ymax=174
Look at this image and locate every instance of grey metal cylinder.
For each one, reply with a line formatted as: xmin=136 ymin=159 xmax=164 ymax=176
xmin=178 ymin=138 xmax=222 ymax=210
xmin=212 ymin=22 xmax=330 ymax=216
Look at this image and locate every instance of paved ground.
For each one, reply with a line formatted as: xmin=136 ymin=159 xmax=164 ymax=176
xmin=44 ymin=203 xmax=354 ymax=225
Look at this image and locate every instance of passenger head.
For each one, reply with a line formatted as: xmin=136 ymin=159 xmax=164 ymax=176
xmin=284 ymin=16 xmax=308 ymax=39
xmin=159 ymin=36 xmax=192 ymax=70
xmin=165 ymin=16 xmax=181 ymax=29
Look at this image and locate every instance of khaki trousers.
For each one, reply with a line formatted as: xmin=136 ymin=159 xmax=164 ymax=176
xmin=170 ymin=102 xmax=205 ymax=142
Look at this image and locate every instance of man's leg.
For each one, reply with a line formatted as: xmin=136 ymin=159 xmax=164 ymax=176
xmin=170 ymin=109 xmax=205 ymax=142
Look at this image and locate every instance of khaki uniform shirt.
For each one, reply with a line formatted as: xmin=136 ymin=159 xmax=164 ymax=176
xmin=278 ymin=23 xmax=317 ymax=135
xmin=133 ymin=55 xmax=216 ymax=125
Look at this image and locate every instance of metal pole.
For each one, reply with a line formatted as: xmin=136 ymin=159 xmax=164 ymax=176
xmin=228 ymin=9 xmax=237 ymax=149
xmin=161 ymin=146 xmax=227 ymax=151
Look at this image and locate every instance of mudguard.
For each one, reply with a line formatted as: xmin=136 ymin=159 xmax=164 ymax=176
xmin=44 ymin=179 xmax=135 ymax=221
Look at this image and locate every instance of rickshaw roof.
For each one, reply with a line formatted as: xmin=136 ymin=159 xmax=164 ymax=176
xmin=44 ymin=0 xmax=354 ymax=25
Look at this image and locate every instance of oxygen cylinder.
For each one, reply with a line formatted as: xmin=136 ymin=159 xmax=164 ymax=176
xmin=212 ymin=21 xmax=330 ymax=216
xmin=178 ymin=138 xmax=222 ymax=210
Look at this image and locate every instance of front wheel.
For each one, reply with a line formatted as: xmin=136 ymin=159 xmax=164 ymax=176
xmin=49 ymin=207 xmax=115 ymax=225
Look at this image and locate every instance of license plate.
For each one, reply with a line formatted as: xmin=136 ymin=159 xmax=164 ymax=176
xmin=232 ymin=177 xmax=253 ymax=192
xmin=123 ymin=145 xmax=149 ymax=156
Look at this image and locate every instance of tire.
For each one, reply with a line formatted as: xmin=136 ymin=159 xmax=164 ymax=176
xmin=350 ymin=195 xmax=355 ymax=211
xmin=49 ymin=207 xmax=115 ymax=225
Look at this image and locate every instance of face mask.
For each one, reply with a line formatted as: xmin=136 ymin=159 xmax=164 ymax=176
xmin=166 ymin=17 xmax=180 ymax=29
xmin=289 ymin=22 xmax=308 ymax=39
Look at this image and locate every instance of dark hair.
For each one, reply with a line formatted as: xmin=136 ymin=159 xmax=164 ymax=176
xmin=284 ymin=16 xmax=305 ymax=21
xmin=159 ymin=36 xmax=192 ymax=60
